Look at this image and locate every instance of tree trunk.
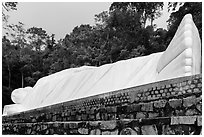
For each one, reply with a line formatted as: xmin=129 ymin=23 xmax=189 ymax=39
xmin=143 ymin=13 xmax=148 ymax=28
xmin=110 ymin=57 xmax=113 ymax=63
xmin=7 ymin=64 xmax=11 ymax=89
xmin=150 ymin=18 xmax=153 ymax=27
xmin=150 ymin=15 xmax=154 ymax=27
xmin=21 ymin=72 xmax=24 ymax=88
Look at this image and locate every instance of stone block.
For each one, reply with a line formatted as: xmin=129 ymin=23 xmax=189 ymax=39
xmin=185 ymin=109 xmax=198 ymax=116
xmin=78 ymin=128 xmax=89 ymax=135
xmin=145 ymin=91 xmax=150 ymax=96
xmin=127 ymin=104 xmax=141 ymax=112
xmin=90 ymin=129 xmax=101 ymax=135
xmin=31 ymin=118 xmax=37 ymax=122
xmin=193 ymin=79 xmax=198 ymax=84
xmin=160 ymin=89 xmax=164 ymax=93
xmin=137 ymin=93 xmax=142 ymax=97
xmin=166 ymin=84 xmax=171 ymax=88
xmin=154 ymin=99 xmax=167 ymax=108
xmin=169 ymin=99 xmax=182 ymax=108
xmin=52 ymin=115 xmax=57 ymax=121
xmin=147 ymin=95 xmax=152 ymax=100
xmin=196 ymin=104 xmax=202 ymax=112
xmin=108 ymin=113 xmax=116 ymax=120
xmin=88 ymin=115 xmax=95 ymax=120
xmin=196 ymin=95 xmax=202 ymax=103
xmin=106 ymin=106 xmax=117 ymax=113
xmin=76 ymin=115 xmax=81 ymax=121
xmin=53 ymin=123 xmax=59 ymax=128
xmin=173 ymin=87 xmax=179 ymax=92
xmin=187 ymin=89 xmax=192 ymax=93
xmin=89 ymin=108 xmax=95 ymax=114
xmin=193 ymin=88 xmax=200 ymax=93
xmin=183 ymin=85 xmax=189 ymax=90
xmin=190 ymin=84 xmax=195 ymax=89
xmin=156 ymin=94 xmax=161 ymax=97
xmin=171 ymin=91 xmax=176 ymax=95
xmin=95 ymin=112 xmax=100 ymax=120
xmin=136 ymin=112 xmax=146 ymax=119
xmin=167 ymin=92 xmax=171 ymax=96
xmin=100 ymin=121 xmax=116 ymax=130
xmin=129 ymin=114 xmax=134 ymax=119
xmin=63 ymin=123 xmax=69 ymax=129
xmin=70 ymin=111 xmax=76 ymax=116
xmin=197 ymin=116 xmax=202 ymax=126
xmin=162 ymin=93 xmax=166 ymax=97
xmin=81 ymin=114 xmax=88 ymax=120
xmin=187 ymin=80 xmax=192 ymax=85
xmin=31 ymin=130 xmax=36 ymax=135
xmin=148 ymin=113 xmax=159 ymax=118
xmin=175 ymin=109 xmax=185 ymax=116
xmin=89 ymin=121 xmax=99 ymax=127
xmin=141 ymin=125 xmax=158 ymax=135
xmin=68 ymin=122 xmax=78 ymax=129
xmin=183 ymin=96 xmax=197 ymax=107
xmin=45 ymin=129 xmax=49 ymax=135
xmin=120 ymin=119 xmax=133 ymax=125
xmin=171 ymin=116 xmax=197 ymax=125
xmin=101 ymin=113 xmax=108 ymax=120
xmin=26 ymin=128 xmax=32 ymax=134
xmin=120 ymin=127 xmax=137 ymax=135
xmin=102 ymin=129 xmax=118 ymax=135
xmin=69 ymin=129 xmax=78 ymax=134
xmin=197 ymin=83 xmax=202 ymax=88
xmin=141 ymin=102 xmax=153 ymax=112
xmin=41 ymin=124 xmax=47 ymax=130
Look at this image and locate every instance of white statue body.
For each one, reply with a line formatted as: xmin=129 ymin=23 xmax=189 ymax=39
xmin=3 ymin=14 xmax=201 ymax=115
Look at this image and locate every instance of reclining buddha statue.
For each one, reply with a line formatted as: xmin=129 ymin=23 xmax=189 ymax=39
xmin=3 ymin=14 xmax=201 ymax=115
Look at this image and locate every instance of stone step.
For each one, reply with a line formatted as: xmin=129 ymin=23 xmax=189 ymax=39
xmin=2 ymin=116 xmax=202 ymax=135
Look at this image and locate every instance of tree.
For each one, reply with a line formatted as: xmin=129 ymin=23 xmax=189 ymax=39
xmin=110 ymin=2 xmax=164 ymax=27
xmin=2 ymin=2 xmax=18 ymax=23
xmin=167 ymin=2 xmax=184 ymax=12
xmin=8 ymin=22 xmax=32 ymax=88
xmin=2 ymin=36 xmax=18 ymax=88
xmin=166 ymin=2 xmax=202 ymax=46
xmin=94 ymin=9 xmax=144 ymax=62
xmin=46 ymin=34 xmax=56 ymax=50
xmin=2 ymin=2 xmax=18 ymax=37
xmin=27 ymin=27 xmax=48 ymax=51
xmin=94 ymin=11 xmax=109 ymax=29
xmin=26 ymin=27 xmax=50 ymax=79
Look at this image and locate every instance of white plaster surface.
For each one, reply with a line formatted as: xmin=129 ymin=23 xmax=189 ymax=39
xmin=156 ymin=14 xmax=201 ymax=81
xmin=3 ymin=14 xmax=201 ymax=115
xmin=11 ymin=87 xmax=32 ymax=104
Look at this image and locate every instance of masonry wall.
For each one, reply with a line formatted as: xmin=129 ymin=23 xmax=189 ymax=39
xmin=2 ymin=74 xmax=202 ymax=135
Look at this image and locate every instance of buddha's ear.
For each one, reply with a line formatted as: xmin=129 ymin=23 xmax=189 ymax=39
xmin=156 ymin=14 xmax=201 ymax=81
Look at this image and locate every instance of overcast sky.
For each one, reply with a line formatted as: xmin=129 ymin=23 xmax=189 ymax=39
xmin=7 ymin=2 xmax=170 ymax=40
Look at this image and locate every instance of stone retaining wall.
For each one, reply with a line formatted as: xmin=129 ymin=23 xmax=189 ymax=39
xmin=2 ymin=74 xmax=202 ymax=135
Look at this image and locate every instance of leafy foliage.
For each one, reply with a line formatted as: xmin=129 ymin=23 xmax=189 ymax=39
xmin=166 ymin=2 xmax=202 ymax=45
xmin=110 ymin=2 xmax=164 ymax=27
xmin=2 ymin=2 xmax=18 ymax=22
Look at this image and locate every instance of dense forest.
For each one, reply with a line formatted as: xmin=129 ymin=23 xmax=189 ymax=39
xmin=2 ymin=2 xmax=202 ymax=109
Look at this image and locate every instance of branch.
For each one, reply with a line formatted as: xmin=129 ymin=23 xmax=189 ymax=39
xmin=2 ymin=3 xmax=9 ymax=12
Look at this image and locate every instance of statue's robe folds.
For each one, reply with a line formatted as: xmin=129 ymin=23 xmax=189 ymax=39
xmin=3 ymin=14 xmax=201 ymax=115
